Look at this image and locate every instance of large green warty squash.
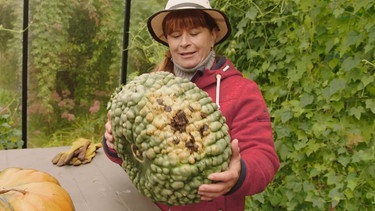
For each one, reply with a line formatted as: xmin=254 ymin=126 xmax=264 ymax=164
xmin=108 ymin=71 xmax=231 ymax=206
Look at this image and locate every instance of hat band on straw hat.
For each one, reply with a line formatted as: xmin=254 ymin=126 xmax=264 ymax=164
xmin=169 ymin=3 xmax=206 ymax=9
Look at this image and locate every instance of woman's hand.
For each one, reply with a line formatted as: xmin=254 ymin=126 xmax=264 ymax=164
xmin=198 ymin=139 xmax=241 ymax=201
xmin=104 ymin=111 xmax=115 ymax=149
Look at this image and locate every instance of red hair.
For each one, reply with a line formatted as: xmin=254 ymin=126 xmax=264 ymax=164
xmin=163 ymin=10 xmax=218 ymax=37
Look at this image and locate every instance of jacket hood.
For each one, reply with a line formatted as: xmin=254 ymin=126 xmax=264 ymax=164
xmin=192 ymin=56 xmax=243 ymax=108
xmin=193 ymin=56 xmax=242 ymax=88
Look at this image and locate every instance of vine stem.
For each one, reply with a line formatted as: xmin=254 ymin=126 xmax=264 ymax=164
xmin=0 ymin=188 xmax=27 ymax=195
xmin=131 ymin=144 xmax=145 ymax=163
xmin=0 ymin=21 xmax=33 ymax=34
xmin=362 ymin=59 xmax=375 ymax=67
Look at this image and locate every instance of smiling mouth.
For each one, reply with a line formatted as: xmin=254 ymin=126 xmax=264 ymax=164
xmin=180 ymin=52 xmax=195 ymax=56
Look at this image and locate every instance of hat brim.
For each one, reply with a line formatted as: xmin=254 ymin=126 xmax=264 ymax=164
xmin=147 ymin=8 xmax=231 ymax=46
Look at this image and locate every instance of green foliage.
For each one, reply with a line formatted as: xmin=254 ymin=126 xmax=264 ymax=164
xmin=28 ymin=113 xmax=106 ymax=148
xmin=0 ymin=0 xmax=164 ymax=147
xmin=0 ymin=1 xmax=16 ymax=51
xmin=0 ymin=0 xmax=22 ymax=91
xmin=213 ymin=0 xmax=375 ymax=210
xmin=127 ymin=0 xmax=167 ymax=77
xmin=24 ymin=0 xmax=125 ymax=140
xmin=0 ymin=92 xmax=23 ymax=149
xmin=0 ymin=111 xmax=22 ymax=150
xmin=0 ymin=0 xmax=22 ymax=150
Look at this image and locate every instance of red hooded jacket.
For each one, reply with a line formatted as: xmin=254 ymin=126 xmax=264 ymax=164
xmin=103 ymin=57 xmax=280 ymax=211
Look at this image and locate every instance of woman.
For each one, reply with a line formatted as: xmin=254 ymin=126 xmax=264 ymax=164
xmin=103 ymin=0 xmax=280 ymax=210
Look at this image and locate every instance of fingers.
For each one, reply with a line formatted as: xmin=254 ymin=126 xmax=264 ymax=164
xmin=104 ymin=121 xmax=113 ymax=140
xmin=198 ymin=139 xmax=242 ymax=201
xmin=198 ymin=173 xmax=232 ymax=199
xmin=231 ymin=139 xmax=240 ymax=159
xmin=227 ymin=139 xmax=241 ymax=176
xmin=199 ymin=182 xmax=231 ymax=201
xmin=104 ymin=116 xmax=115 ymax=149
xmin=106 ymin=139 xmax=115 ymax=149
xmin=206 ymin=139 xmax=241 ymax=182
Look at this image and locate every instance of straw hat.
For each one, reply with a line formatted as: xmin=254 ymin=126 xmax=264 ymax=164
xmin=147 ymin=0 xmax=231 ymax=46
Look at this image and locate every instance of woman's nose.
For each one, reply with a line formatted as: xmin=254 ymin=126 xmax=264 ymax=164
xmin=179 ymin=33 xmax=191 ymax=47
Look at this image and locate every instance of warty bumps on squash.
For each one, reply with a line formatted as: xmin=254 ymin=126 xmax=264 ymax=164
xmin=108 ymin=71 xmax=232 ymax=206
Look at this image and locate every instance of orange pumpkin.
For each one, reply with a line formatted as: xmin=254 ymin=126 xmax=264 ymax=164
xmin=0 ymin=167 xmax=75 ymax=211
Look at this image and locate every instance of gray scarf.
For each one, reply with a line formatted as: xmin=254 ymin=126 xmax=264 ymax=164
xmin=173 ymin=50 xmax=216 ymax=80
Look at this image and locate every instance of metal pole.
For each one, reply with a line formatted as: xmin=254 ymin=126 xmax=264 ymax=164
xmin=120 ymin=0 xmax=131 ymax=85
xmin=121 ymin=0 xmax=131 ymax=85
xmin=22 ymin=0 xmax=29 ymax=148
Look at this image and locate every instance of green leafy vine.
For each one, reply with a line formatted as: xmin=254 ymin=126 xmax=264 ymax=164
xmin=213 ymin=0 xmax=375 ymax=210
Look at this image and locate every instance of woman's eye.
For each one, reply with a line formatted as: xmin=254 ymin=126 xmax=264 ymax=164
xmin=170 ymin=34 xmax=181 ymax=38
xmin=190 ymin=30 xmax=200 ymax=36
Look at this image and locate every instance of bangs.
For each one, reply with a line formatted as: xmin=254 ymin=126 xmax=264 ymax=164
xmin=163 ymin=10 xmax=218 ymax=36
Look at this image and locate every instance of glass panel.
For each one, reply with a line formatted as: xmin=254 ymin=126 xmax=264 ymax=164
xmin=0 ymin=1 xmax=23 ymax=149
xmin=27 ymin=0 xmax=124 ymax=147
xmin=126 ymin=0 xmax=166 ymax=77
xmin=1 ymin=0 xmax=166 ymax=149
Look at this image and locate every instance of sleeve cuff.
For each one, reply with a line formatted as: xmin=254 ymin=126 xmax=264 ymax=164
xmin=102 ymin=136 xmax=123 ymax=165
xmin=225 ymin=158 xmax=247 ymax=195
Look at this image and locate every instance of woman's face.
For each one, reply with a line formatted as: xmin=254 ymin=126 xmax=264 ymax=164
xmin=166 ymin=27 xmax=217 ymax=69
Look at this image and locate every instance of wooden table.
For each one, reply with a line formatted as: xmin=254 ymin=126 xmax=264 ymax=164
xmin=0 ymin=147 xmax=160 ymax=211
